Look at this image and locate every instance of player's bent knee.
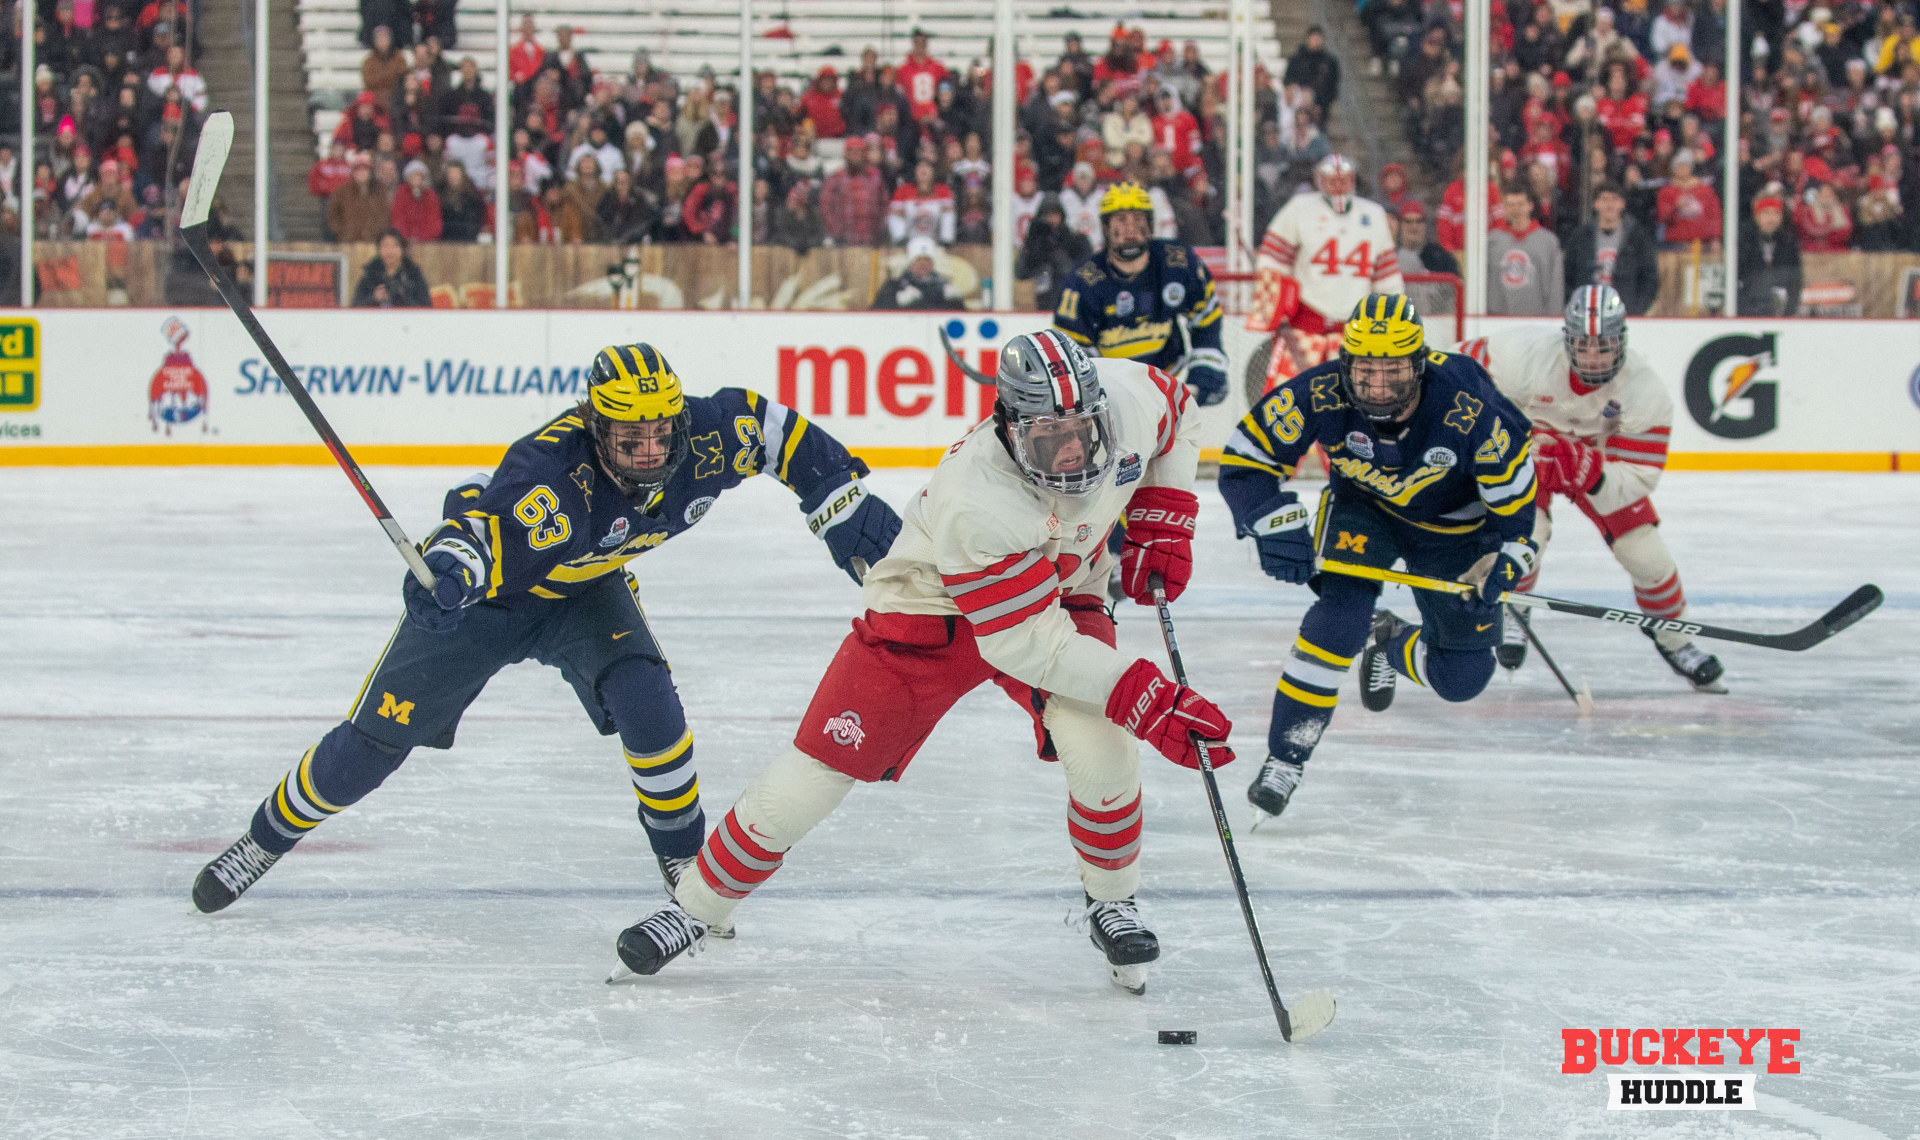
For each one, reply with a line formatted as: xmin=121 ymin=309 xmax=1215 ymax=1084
xmin=1425 ymin=648 xmax=1496 ymax=703
xmin=1045 ymin=699 xmax=1139 ymax=790
xmin=309 ymin=721 xmax=411 ymax=807
xmin=1608 ymin=523 xmax=1678 ymax=586
xmin=735 ymin=746 xmax=856 ymax=850
xmin=600 ymin=656 xmax=686 ymax=752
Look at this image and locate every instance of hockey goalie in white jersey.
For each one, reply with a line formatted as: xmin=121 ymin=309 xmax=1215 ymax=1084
xmin=1246 ymin=153 xmax=1405 ymax=393
xmin=612 ymin=330 xmax=1237 ymax=996
xmin=1464 ymin=284 xmax=1726 ymax=691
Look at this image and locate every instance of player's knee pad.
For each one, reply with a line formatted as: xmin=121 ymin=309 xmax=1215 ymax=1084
xmin=601 ymin=656 xmax=686 ymax=754
xmin=1046 ymin=699 xmax=1138 ymax=799
xmin=734 ymin=746 xmax=855 ymax=852
xmin=1424 ymin=647 xmax=1495 ymax=703
xmin=309 ymin=721 xmax=411 ymax=807
xmin=1609 ymin=523 xmax=1678 ymax=589
xmin=1303 ymin=573 xmax=1380 ymax=657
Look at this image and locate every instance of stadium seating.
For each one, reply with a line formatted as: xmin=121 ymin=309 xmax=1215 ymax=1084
xmin=299 ymin=0 xmax=1284 ymax=155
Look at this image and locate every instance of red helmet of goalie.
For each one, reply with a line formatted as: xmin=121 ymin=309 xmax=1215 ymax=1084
xmin=1314 ymin=153 xmax=1357 ymax=213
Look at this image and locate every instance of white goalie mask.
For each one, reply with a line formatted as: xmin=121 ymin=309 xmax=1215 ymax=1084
xmin=1314 ymin=153 xmax=1357 ymax=213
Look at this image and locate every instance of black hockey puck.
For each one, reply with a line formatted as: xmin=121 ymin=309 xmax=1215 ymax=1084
xmin=1158 ymin=1030 xmax=1197 ymax=1045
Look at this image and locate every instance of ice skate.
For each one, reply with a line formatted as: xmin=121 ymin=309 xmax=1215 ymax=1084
xmin=192 ymin=833 xmax=281 ymax=914
xmin=1077 ymin=894 xmax=1159 ymax=995
xmin=1247 ymin=754 xmax=1306 ymax=821
xmin=609 ymin=901 xmax=708 ymax=981
xmin=1359 ymin=609 xmax=1406 ymax=712
xmin=1496 ymin=605 xmax=1529 ymax=670
xmin=1645 ymin=628 xmax=1727 ymax=693
xmin=656 ymin=854 xmax=733 ymax=938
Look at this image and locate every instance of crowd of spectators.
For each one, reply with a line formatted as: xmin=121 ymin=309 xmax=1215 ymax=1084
xmin=1369 ymin=0 xmax=1920 ymax=313
xmin=1 ymin=0 xmax=213 ymax=244
xmin=314 ymin=16 xmax=1342 ymax=297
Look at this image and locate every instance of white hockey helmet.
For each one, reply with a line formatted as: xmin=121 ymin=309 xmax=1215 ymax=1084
xmin=994 ymin=330 xmax=1115 ymax=497
xmin=1314 ymin=153 xmax=1357 ymax=213
xmin=1564 ymin=283 xmax=1628 ymax=386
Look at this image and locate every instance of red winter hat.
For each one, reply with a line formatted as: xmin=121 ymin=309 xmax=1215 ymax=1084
xmin=1398 ymin=200 xmax=1427 ymax=219
xmin=1753 ymin=195 xmax=1784 ymax=212
xmin=1804 ymin=155 xmax=1834 ymax=182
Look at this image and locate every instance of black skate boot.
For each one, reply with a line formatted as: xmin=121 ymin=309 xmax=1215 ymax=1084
xmin=1359 ymin=609 xmax=1407 ymax=712
xmin=1247 ymin=754 xmax=1306 ymax=819
xmin=1079 ymin=893 xmax=1160 ymax=995
xmin=612 ymin=901 xmax=709 ymax=978
xmin=656 ymin=854 xmax=733 ymax=938
xmin=1496 ymin=604 xmax=1529 ymax=670
xmin=1644 ymin=627 xmax=1727 ymax=693
xmin=192 ymin=833 xmax=281 ymax=913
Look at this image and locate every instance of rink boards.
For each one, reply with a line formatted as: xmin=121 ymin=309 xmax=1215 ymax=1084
xmin=0 ymin=308 xmax=1915 ymax=469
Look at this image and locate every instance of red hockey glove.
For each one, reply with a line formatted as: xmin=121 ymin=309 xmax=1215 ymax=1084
xmin=1106 ymin=659 xmax=1236 ymax=770
xmin=1533 ymin=432 xmax=1603 ymax=497
xmin=1118 ymin=487 xmax=1199 ymax=605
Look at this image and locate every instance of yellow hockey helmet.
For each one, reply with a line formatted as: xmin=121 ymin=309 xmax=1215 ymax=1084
xmin=584 ymin=343 xmax=692 ymax=498
xmin=1338 ymin=294 xmax=1428 ymax=423
xmin=588 ymin=343 xmax=684 ymax=421
xmin=1099 ymin=181 xmax=1154 ymax=217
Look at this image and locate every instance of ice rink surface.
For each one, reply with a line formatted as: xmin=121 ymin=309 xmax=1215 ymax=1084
xmin=1 ymin=466 xmax=1916 ymax=1139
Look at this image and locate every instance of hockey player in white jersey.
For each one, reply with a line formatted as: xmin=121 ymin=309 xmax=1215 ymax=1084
xmin=1247 ymin=153 xmax=1406 ymax=394
xmin=612 ymin=330 xmax=1236 ymax=995
xmin=1464 ymin=284 xmax=1726 ymax=691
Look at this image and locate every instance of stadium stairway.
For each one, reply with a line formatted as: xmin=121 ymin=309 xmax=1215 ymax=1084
xmin=199 ymin=0 xmax=326 ymax=240
xmin=1267 ymin=0 xmax=1426 ymax=199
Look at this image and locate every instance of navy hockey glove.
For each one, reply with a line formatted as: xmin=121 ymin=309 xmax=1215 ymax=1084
xmin=402 ymin=536 xmax=490 ymax=632
xmin=1184 ymin=349 xmax=1229 ymax=407
xmin=1458 ymin=539 xmax=1538 ymax=620
xmin=802 ymin=471 xmax=902 ymax=584
xmin=1241 ymin=492 xmax=1314 ymax=584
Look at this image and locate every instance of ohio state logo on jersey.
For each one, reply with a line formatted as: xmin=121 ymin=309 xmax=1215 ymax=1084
xmin=824 ymin=710 xmax=866 ymax=749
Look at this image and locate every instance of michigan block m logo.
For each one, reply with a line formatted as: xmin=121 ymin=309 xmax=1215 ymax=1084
xmin=1335 ymin=532 xmax=1368 ymax=554
xmin=376 ymin=692 xmax=414 ymax=725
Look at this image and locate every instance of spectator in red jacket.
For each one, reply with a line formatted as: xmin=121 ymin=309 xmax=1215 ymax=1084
xmin=1656 ymin=151 xmax=1721 ymax=244
xmin=1794 ymin=181 xmax=1854 ymax=252
xmin=1594 ymin=62 xmax=1647 ymax=152
xmin=682 ymin=162 xmax=736 ymax=244
xmin=800 ymin=67 xmax=845 ymax=138
xmin=508 ymin=13 xmax=546 ymax=88
xmin=389 ymin=159 xmax=443 ymax=244
xmin=897 ymin=29 xmax=949 ymax=122
xmin=309 ymin=141 xmax=354 ymax=237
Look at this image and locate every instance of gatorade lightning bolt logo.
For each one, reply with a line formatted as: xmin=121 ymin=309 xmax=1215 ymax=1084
xmin=1684 ymin=333 xmax=1779 ymax=439
xmin=148 ymin=317 xmax=210 ymax=435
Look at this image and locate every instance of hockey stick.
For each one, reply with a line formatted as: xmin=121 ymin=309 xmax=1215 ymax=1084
xmin=1147 ymin=571 xmax=1337 ymax=1043
xmin=1320 ymin=559 xmax=1882 ymax=652
xmin=1509 ymin=604 xmax=1594 ymax=714
xmin=180 ymin=112 xmax=435 ymax=590
xmin=937 ymin=326 xmax=997 ymax=385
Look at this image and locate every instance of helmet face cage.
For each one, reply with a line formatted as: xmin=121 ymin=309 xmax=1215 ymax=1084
xmin=995 ymin=330 xmax=1116 ymax=496
xmin=584 ymin=343 xmax=692 ymax=500
xmin=1315 ymin=153 xmax=1356 ymax=212
xmin=1099 ymin=182 xmax=1154 ymax=259
xmin=1337 ymin=293 xmax=1427 ymax=424
xmin=1564 ymin=284 xmax=1628 ymax=385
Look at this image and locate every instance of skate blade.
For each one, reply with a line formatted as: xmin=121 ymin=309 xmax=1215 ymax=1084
xmin=1283 ymin=989 xmax=1338 ymax=1041
xmin=706 ymin=923 xmax=736 ymax=940
xmin=1691 ymin=679 xmax=1729 ymax=695
xmin=1109 ymin=962 xmax=1149 ymax=995
xmin=605 ymin=963 xmax=637 ymax=985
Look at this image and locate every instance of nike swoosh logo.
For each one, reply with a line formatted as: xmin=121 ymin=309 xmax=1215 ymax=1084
xmin=1099 ymin=794 xmax=1131 ymax=807
xmin=1475 ymin=623 xmax=1493 ymax=632
xmin=612 ymin=631 xmax=632 ymax=640
xmin=746 ymin=823 xmax=774 ymax=841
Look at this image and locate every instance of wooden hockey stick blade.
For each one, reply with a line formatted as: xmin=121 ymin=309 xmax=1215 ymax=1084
xmin=1283 ymin=989 xmax=1337 ymax=1042
xmin=937 ymin=326 xmax=998 ymax=385
xmin=1577 ymin=680 xmax=1595 ymax=717
xmin=182 ymin=110 xmax=233 ymax=229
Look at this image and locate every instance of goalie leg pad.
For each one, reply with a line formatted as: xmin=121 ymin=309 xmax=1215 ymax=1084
xmin=248 ymin=722 xmax=408 ymax=855
xmin=603 ymin=655 xmax=706 ymax=860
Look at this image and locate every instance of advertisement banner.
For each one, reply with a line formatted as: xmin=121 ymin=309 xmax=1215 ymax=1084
xmin=0 ymin=309 xmax=1915 ymax=469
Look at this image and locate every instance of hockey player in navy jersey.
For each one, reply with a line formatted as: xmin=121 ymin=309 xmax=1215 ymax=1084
xmin=192 ymin=343 xmax=901 ymax=914
xmin=1050 ymin=182 xmax=1230 ymax=407
xmin=1217 ymin=295 xmax=1539 ymax=821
